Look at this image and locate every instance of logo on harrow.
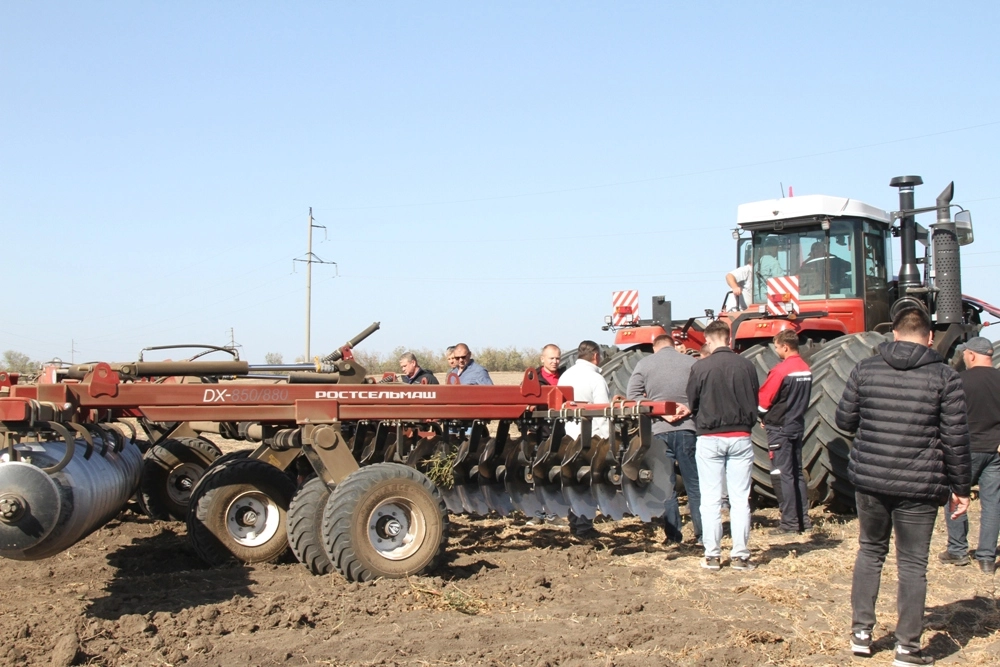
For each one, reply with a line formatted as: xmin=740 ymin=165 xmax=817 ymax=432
xmin=314 ymin=390 xmax=438 ymax=400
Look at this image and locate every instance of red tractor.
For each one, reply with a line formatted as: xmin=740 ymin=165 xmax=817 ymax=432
xmin=600 ymin=175 xmax=1000 ymax=506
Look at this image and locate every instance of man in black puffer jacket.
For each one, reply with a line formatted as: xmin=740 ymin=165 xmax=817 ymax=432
xmin=836 ymin=307 xmax=971 ymax=666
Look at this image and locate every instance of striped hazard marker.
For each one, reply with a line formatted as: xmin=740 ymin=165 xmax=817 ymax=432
xmin=612 ymin=290 xmax=640 ymax=325
xmin=766 ymin=276 xmax=800 ymax=316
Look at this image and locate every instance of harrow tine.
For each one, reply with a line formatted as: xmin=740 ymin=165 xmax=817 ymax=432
xmin=534 ymin=477 xmax=572 ymax=518
xmin=456 ymin=480 xmax=491 ymax=516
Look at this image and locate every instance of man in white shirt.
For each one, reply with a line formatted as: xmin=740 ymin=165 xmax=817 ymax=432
xmin=726 ymin=238 xmax=783 ymax=310
xmin=557 ymin=340 xmax=609 ymax=537
xmin=559 ymin=340 xmax=610 ymax=439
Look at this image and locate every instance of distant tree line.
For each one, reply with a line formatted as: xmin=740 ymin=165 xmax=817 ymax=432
xmin=1 ymin=351 xmax=40 ymax=375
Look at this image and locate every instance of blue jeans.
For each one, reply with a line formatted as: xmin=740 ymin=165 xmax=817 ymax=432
xmin=696 ymin=434 xmax=753 ymax=559
xmin=852 ymin=491 xmax=937 ymax=651
xmin=945 ymin=451 xmax=1000 ymax=562
xmin=656 ymin=431 xmax=701 ymax=543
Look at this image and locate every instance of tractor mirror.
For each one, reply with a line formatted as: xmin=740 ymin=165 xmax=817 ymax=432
xmin=955 ymin=210 xmax=974 ymax=246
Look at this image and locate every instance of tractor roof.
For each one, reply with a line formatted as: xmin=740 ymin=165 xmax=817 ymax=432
xmin=737 ymin=195 xmax=891 ymax=229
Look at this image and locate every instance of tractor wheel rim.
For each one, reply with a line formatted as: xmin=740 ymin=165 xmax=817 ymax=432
xmin=167 ymin=463 xmax=204 ymax=505
xmin=366 ymin=497 xmax=425 ymax=561
xmin=225 ymin=491 xmax=280 ymax=546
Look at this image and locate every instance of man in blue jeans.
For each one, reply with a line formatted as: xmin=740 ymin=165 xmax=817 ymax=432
xmin=627 ymin=334 xmax=700 ymax=545
xmin=940 ymin=336 xmax=1000 ymax=573
xmin=686 ymin=320 xmax=760 ymax=571
xmin=837 ymin=308 xmax=970 ymax=666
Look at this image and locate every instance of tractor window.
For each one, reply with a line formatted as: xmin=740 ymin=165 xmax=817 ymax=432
xmin=756 ymin=220 xmax=860 ymax=301
xmin=863 ymin=232 xmax=888 ymax=288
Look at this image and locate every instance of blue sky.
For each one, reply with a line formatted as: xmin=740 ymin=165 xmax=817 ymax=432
xmin=3 ymin=2 xmax=999 ymax=364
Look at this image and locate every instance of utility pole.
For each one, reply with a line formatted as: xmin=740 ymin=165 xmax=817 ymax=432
xmin=293 ymin=208 xmax=337 ymax=361
xmin=70 ymin=339 xmax=79 ymax=364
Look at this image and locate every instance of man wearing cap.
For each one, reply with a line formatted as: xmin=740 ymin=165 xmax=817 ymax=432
xmin=940 ymin=336 xmax=1000 ymax=573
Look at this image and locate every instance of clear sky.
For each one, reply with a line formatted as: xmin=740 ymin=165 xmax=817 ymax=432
xmin=3 ymin=2 xmax=999 ymax=365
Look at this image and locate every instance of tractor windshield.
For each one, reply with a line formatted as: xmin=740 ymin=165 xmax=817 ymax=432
xmin=752 ymin=220 xmax=859 ymax=302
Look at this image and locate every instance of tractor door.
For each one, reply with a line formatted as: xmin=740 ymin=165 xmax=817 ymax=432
xmin=862 ymin=222 xmax=893 ymax=329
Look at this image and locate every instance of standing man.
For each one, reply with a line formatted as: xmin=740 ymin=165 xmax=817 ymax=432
xmin=537 ymin=344 xmax=562 ymax=386
xmin=837 ymin=307 xmax=970 ymax=664
xmin=399 ymin=352 xmax=440 ymax=385
xmin=686 ymin=320 xmax=760 ymax=571
xmin=627 ymin=334 xmax=701 ymax=546
xmin=758 ymin=330 xmax=812 ymax=534
xmin=446 ymin=346 xmax=458 ymax=372
xmin=940 ymin=337 xmax=1000 ymax=573
xmin=452 ymin=343 xmax=493 ymax=386
xmin=558 ymin=340 xmax=609 ymax=538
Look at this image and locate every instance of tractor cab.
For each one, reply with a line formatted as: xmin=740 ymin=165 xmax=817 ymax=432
xmin=727 ymin=195 xmax=895 ymax=350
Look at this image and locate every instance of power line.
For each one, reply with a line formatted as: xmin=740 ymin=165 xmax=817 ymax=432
xmin=315 ymin=120 xmax=1000 ymax=212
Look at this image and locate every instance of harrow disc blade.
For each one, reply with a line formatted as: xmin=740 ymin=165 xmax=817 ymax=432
xmin=438 ymin=485 xmax=466 ymax=515
xmin=506 ymin=472 xmax=545 ymax=517
xmin=534 ymin=483 xmax=571 ymax=518
xmin=620 ymin=439 xmax=672 ymax=523
xmin=593 ymin=482 xmax=629 ymax=520
xmin=481 ymin=482 xmax=513 ymax=516
xmin=563 ymin=483 xmax=599 ymax=520
xmin=456 ymin=483 xmax=491 ymax=516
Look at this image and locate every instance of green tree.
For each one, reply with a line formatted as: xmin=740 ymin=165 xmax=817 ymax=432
xmin=1 ymin=350 xmax=37 ymax=374
xmin=264 ymin=352 xmax=284 ymax=365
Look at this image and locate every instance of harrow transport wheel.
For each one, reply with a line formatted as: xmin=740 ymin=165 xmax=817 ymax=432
xmin=287 ymin=476 xmax=334 ymax=575
xmin=187 ymin=458 xmax=297 ymax=565
xmin=801 ymin=332 xmax=891 ymax=509
xmin=740 ymin=345 xmax=782 ymax=503
xmin=600 ymin=347 xmax=651 ymax=398
xmin=321 ymin=463 xmax=448 ymax=582
xmin=139 ymin=437 xmax=222 ymax=521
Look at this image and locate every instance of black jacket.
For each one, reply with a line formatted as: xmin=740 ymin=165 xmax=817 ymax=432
xmin=686 ymin=347 xmax=760 ymax=436
xmin=835 ymin=341 xmax=971 ymax=504
xmin=402 ymin=367 xmax=439 ymax=385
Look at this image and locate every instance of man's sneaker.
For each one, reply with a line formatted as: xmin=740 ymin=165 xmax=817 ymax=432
xmin=731 ymin=557 xmax=756 ymax=571
xmin=893 ymin=645 xmax=934 ymax=666
xmin=978 ymin=558 xmax=997 ymax=574
xmin=850 ymin=629 xmax=872 ymax=656
xmin=768 ymin=527 xmax=801 ymax=536
xmin=546 ymin=516 xmax=569 ymax=527
xmin=937 ymin=550 xmax=971 ymax=566
xmin=700 ymin=556 xmax=721 ymax=570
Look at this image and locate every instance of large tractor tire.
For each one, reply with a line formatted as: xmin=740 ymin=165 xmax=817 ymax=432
xmin=139 ymin=437 xmax=222 ymax=521
xmin=600 ymin=347 xmax=652 ymax=398
xmin=801 ymin=331 xmax=891 ymax=509
xmin=321 ymin=463 xmax=448 ymax=582
xmin=559 ymin=345 xmax=620 ymax=375
xmin=287 ymin=476 xmax=335 ymax=575
xmin=187 ymin=458 xmax=297 ymax=565
xmin=740 ymin=345 xmax=783 ymax=503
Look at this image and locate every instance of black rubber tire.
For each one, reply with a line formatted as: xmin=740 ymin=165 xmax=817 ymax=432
xmin=600 ymin=346 xmax=652 ymax=398
xmin=321 ymin=463 xmax=448 ymax=582
xmin=186 ymin=458 xmax=297 ymax=565
xmin=801 ymin=331 xmax=892 ymax=509
xmin=740 ymin=344 xmax=783 ymax=503
xmin=287 ymin=476 xmax=335 ymax=575
xmin=139 ymin=437 xmax=222 ymax=521
xmin=559 ymin=344 xmax=620 ymax=375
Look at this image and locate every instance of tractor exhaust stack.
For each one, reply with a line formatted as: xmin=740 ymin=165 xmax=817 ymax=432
xmin=931 ymin=182 xmax=962 ymax=324
xmin=890 ymin=175 xmax=924 ymax=296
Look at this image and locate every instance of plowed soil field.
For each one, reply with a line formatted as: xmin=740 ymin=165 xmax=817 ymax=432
xmin=2 ymin=499 xmax=999 ymax=667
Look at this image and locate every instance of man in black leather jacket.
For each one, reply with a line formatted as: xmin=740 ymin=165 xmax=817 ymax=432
xmin=836 ymin=307 xmax=971 ymax=665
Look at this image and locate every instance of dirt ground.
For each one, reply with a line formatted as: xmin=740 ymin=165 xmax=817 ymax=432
xmin=3 ymin=496 xmax=999 ymax=667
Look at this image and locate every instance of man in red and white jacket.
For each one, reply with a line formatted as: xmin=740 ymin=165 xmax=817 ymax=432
xmin=758 ymin=329 xmax=813 ymax=534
